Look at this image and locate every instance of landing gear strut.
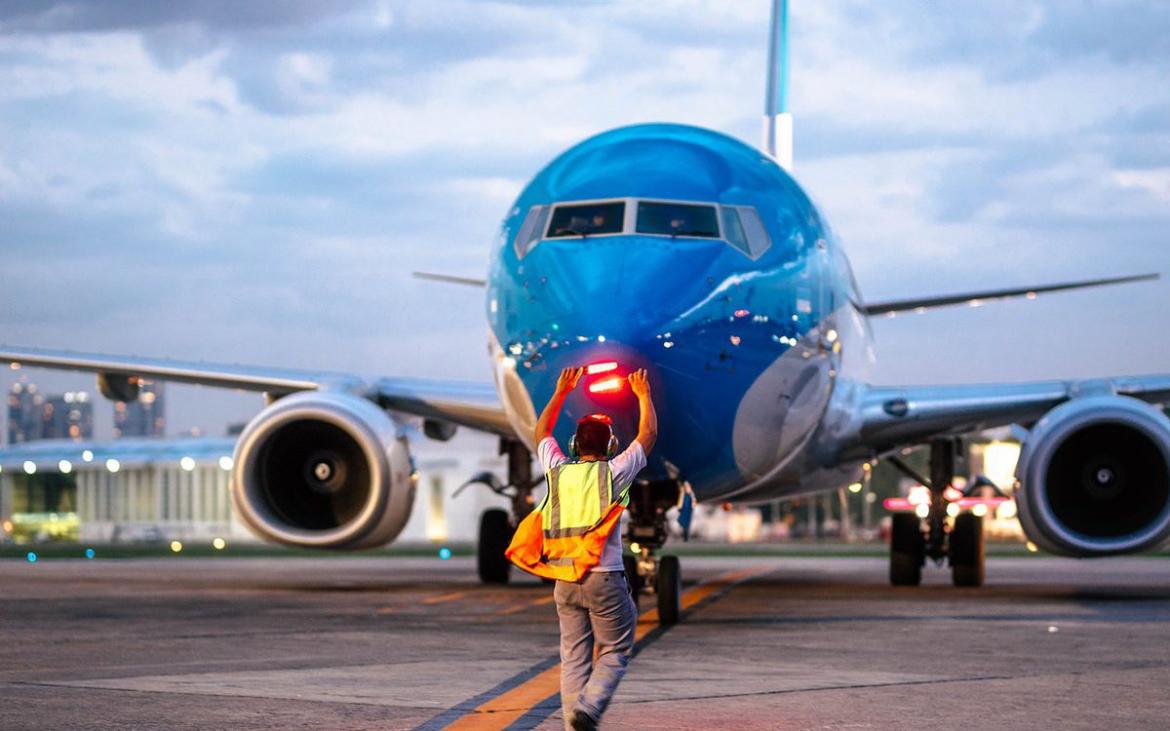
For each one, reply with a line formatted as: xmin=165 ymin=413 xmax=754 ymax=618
xmin=887 ymin=438 xmax=985 ymax=588
xmin=625 ymin=479 xmax=684 ymax=625
xmin=471 ymin=439 xmax=539 ymax=585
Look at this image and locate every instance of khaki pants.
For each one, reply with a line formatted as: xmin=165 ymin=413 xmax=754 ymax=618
xmin=554 ymin=570 xmax=637 ymax=728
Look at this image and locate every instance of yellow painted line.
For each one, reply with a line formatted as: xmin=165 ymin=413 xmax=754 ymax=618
xmin=422 ymin=590 xmax=469 ymax=606
xmin=441 ymin=564 xmax=771 ymax=730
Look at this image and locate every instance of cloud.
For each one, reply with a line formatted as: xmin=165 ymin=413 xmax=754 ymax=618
xmin=1 ymin=0 xmax=1168 ymax=438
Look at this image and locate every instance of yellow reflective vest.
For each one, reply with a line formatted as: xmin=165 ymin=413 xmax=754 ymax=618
xmin=506 ymin=459 xmax=630 ymax=581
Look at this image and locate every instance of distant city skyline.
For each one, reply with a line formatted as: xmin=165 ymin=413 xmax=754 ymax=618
xmin=1 ymin=1 xmax=1168 ymax=440
xmin=7 ymin=378 xmax=94 ymax=444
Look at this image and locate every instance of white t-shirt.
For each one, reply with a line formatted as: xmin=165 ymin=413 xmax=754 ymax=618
xmin=537 ymin=436 xmax=646 ymax=572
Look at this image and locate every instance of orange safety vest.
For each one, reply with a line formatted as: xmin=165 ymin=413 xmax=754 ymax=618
xmin=506 ymin=458 xmax=629 ymax=582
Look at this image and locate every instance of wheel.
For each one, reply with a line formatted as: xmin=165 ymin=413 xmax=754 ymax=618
xmin=477 ymin=508 xmax=512 ymax=584
xmin=890 ymin=513 xmax=924 ymax=586
xmin=623 ymin=554 xmax=640 ymax=605
xmin=655 ymin=555 xmax=681 ymax=625
xmin=950 ymin=513 xmax=985 ymax=587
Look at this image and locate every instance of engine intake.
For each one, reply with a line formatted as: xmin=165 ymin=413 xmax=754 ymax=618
xmin=231 ymin=391 xmax=416 ymax=549
xmin=1016 ymin=395 xmax=1170 ymax=556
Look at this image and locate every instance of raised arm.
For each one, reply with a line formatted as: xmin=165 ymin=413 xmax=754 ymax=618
xmin=627 ymin=369 xmax=658 ymax=455
xmin=534 ymin=367 xmax=583 ymax=444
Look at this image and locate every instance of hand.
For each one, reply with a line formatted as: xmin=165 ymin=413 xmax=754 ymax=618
xmin=628 ymin=368 xmax=650 ymax=398
xmin=556 ymin=367 xmax=584 ymax=393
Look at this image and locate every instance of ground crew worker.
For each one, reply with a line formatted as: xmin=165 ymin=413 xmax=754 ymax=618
xmin=510 ymin=366 xmax=657 ymax=731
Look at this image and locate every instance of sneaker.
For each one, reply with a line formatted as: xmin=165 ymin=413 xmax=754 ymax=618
xmin=570 ymin=710 xmax=598 ymax=731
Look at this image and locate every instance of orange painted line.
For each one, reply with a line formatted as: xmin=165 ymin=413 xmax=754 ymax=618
xmin=441 ymin=565 xmax=771 ymax=730
xmin=422 ymin=590 xmax=469 ymax=606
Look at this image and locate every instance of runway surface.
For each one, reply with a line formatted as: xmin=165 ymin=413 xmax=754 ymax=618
xmin=3 ymin=554 xmax=1170 ymax=730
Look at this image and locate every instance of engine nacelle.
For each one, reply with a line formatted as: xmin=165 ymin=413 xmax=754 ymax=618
xmin=1016 ymin=395 xmax=1170 ymax=557
xmin=231 ymin=391 xmax=416 ymax=549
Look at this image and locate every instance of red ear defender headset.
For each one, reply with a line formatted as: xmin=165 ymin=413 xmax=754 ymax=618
xmin=568 ymin=414 xmax=619 ymax=459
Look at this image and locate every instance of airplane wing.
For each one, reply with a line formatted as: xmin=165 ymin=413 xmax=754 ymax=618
xmin=861 ymin=273 xmax=1158 ymax=317
xmin=0 ymin=344 xmax=514 ymax=437
xmin=857 ymin=374 xmax=1170 ymax=455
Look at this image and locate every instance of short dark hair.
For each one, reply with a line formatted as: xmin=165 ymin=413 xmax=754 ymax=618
xmin=575 ymin=416 xmax=612 ymax=457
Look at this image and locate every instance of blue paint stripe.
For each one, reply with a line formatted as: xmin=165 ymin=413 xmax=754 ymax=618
xmin=412 ymin=654 xmax=561 ymax=731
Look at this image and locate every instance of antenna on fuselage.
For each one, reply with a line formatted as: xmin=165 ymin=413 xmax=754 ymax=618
xmin=762 ymin=0 xmax=793 ymax=172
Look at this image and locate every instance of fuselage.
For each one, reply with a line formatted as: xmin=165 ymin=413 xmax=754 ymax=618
xmin=486 ymin=124 xmax=875 ymax=502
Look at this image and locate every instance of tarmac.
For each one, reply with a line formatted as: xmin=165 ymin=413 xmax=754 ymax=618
xmin=2 ymin=553 xmax=1170 ymax=730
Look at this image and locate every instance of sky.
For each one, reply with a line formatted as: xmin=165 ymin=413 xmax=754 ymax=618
xmin=1 ymin=0 xmax=1168 ymax=440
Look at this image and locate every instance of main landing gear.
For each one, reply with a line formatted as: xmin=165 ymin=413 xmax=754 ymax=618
xmin=465 ymin=439 xmax=540 ymax=585
xmin=888 ymin=438 xmax=986 ymax=588
xmin=624 ymin=479 xmax=685 ymax=625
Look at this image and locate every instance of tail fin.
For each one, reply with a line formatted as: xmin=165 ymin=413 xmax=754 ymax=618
xmin=762 ymin=0 xmax=793 ymax=171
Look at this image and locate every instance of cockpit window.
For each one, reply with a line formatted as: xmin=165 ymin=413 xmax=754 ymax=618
xmin=546 ymin=202 xmax=625 ymax=238
xmin=720 ymin=206 xmax=771 ymax=259
xmin=636 ymin=201 xmax=719 ymax=238
xmin=514 ymin=204 xmax=550 ymax=259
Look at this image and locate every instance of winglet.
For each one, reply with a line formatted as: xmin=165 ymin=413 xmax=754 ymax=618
xmin=861 ymin=272 xmax=1160 ymax=317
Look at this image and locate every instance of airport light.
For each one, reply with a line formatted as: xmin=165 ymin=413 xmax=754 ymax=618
xmin=438 ymin=547 xmax=452 ymax=560
xmin=26 ymin=551 xmax=37 ymax=563
xmin=23 ymin=461 xmax=36 ymax=475
xmin=212 ymin=537 xmax=226 ymax=550
xmin=847 ymin=482 xmax=863 ymax=494
xmin=180 ymin=457 xmax=196 ymax=472
xmin=1 ymin=520 xmax=12 ymax=533
xmin=58 ymin=460 xmax=72 ymax=474
xmin=972 ymin=503 xmax=989 ymax=518
xmin=1025 ymin=541 xmax=1039 ymax=553
xmin=629 ymin=542 xmax=642 ymax=554
xmin=914 ymin=503 xmax=930 ymax=519
xmin=106 ymin=459 xmax=120 ymax=473
xmin=82 ymin=450 xmax=94 ymax=462
xmin=946 ymin=502 xmax=960 ymax=518
xmin=170 ymin=540 xmax=183 ymax=553
xmin=85 ymin=548 xmax=95 ymax=559
xmin=218 ymin=456 xmax=233 ymax=471
xmin=998 ymin=501 xmax=1018 ymax=520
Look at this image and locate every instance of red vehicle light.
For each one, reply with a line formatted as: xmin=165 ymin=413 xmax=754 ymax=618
xmin=588 ymin=376 xmax=624 ymax=393
xmin=586 ymin=361 xmax=618 ymax=375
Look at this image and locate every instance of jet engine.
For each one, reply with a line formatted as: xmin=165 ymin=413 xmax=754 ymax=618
xmin=1015 ymin=395 xmax=1170 ymax=556
xmin=230 ymin=391 xmax=416 ymax=549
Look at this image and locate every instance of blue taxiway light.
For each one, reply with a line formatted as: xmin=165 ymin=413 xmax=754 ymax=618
xmin=26 ymin=551 xmax=37 ymax=563
xmin=85 ymin=548 xmax=95 ymax=559
xmin=438 ymin=547 xmax=452 ymax=560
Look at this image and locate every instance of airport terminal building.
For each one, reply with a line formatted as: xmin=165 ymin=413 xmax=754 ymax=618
xmin=0 ymin=429 xmax=510 ymax=548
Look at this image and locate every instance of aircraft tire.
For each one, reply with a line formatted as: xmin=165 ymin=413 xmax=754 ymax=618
xmin=950 ymin=513 xmax=985 ymax=587
xmin=890 ymin=513 xmax=924 ymax=586
xmin=477 ymin=508 xmax=512 ymax=584
xmin=655 ymin=555 xmax=681 ymax=625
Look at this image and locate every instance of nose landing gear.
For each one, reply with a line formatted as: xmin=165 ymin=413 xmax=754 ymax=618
xmin=624 ymin=479 xmax=685 ymax=625
xmin=887 ymin=438 xmax=987 ymax=588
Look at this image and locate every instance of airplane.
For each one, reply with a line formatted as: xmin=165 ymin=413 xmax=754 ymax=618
xmin=3 ymin=0 xmax=1168 ymax=626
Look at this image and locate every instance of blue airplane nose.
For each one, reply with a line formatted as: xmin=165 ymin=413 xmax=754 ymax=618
xmin=523 ymin=236 xmax=724 ymax=346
